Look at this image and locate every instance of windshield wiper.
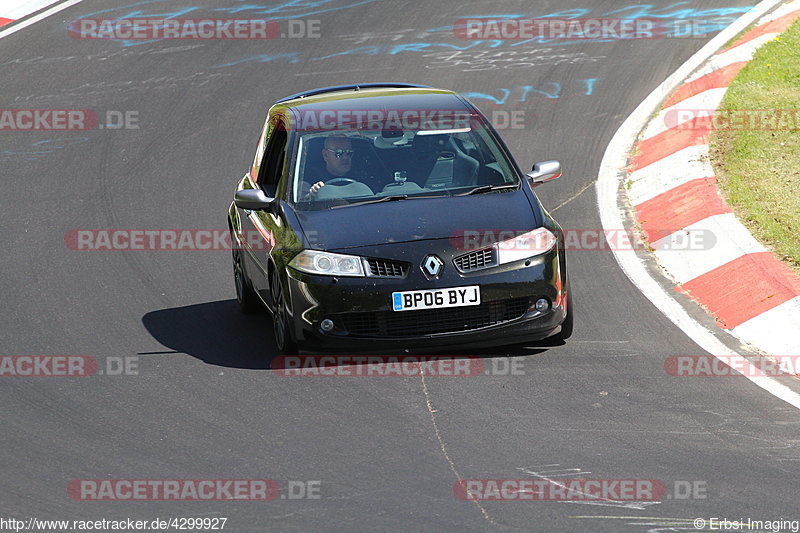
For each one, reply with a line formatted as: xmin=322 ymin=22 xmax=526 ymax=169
xmin=456 ymin=183 xmax=519 ymax=196
xmin=331 ymin=193 xmax=454 ymax=208
xmin=330 ymin=195 xmax=409 ymax=208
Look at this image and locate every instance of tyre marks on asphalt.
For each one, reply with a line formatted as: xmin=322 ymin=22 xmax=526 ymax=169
xmin=418 ymin=372 xmax=497 ymax=524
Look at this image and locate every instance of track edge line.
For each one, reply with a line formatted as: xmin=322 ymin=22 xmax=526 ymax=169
xmin=0 ymin=0 xmax=85 ymax=41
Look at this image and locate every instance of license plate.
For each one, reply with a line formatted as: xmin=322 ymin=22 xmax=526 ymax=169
xmin=392 ymin=286 xmax=481 ymax=312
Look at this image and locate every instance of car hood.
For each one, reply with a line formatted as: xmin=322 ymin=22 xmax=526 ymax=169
xmin=294 ymin=190 xmax=538 ymax=250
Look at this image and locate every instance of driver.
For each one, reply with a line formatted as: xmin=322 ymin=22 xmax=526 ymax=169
xmin=306 ymin=137 xmax=356 ymax=198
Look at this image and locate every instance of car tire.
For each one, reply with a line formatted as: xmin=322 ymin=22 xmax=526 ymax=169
xmin=232 ymin=247 xmax=261 ymax=314
xmin=271 ymin=270 xmax=299 ymax=355
xmin=554 ymin=289 xmax=573 ymax=341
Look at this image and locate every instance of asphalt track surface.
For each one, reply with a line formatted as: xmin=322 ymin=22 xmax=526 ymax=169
xmin=2 ymin=1 xmax=800 ymax=531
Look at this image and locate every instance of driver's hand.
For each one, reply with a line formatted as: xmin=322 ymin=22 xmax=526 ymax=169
xmin=308 ymin=181 xmax=325 ymax=197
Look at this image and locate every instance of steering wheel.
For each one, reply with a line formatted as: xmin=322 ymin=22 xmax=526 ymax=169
xmin=325 ymin=178 xmax=357 ymax=186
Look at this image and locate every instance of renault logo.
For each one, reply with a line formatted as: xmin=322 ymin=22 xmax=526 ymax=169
xmin=422 ymin=255 xmax=444 ymax=278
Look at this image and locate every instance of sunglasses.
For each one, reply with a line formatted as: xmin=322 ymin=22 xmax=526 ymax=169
xmin=326 ymin=148 xmax=355 ymax=158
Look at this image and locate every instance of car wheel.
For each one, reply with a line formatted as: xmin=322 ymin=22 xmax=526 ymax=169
xmin=232 ymin=247 xmax=261 ymax=314
xmin=271 ymin=270 xmax=299 ymax=355
xmin=554 ymin=289 xmax=574 ymax=341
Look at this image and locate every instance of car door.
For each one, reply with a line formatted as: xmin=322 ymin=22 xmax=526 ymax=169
xmin=240 ymin=115 xmax=289 ymax=303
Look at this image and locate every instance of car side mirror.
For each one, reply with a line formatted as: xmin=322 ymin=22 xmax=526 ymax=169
xmin=234 ymin=188 xmax=275 ymax=210
xmin=526 ymin=160 xmax=562 ymax=187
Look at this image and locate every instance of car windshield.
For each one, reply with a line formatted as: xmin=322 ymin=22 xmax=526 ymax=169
xmin=288 ymin=117 xmax=520 ymax=209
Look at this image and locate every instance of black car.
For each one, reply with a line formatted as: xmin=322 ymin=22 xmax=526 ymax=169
xmin=228 ymin=83 xmax=572 ymax=354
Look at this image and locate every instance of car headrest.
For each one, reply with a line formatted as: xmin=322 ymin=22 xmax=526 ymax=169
xmin=411 ymin=133 xmax=451 ymax=155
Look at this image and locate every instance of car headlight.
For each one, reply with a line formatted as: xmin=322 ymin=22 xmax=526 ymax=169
xmin=289 ymin=250 xmax=365 ymax=277
xmin=496 ymin=228 xmax=557 ymax=265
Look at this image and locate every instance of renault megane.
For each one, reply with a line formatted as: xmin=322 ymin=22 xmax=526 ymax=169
xmin=228 ymin=83 xmax=572 ymax=354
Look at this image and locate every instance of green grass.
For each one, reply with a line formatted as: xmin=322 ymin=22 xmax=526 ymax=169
xmin=710 ymin=18 xmax=800 ymax=273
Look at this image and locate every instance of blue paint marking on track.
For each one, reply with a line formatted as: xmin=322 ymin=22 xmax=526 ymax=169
xmin=294 ymin=3 xmax=753 ymax=62
xmin=66 ymin=1 xmax=754 ymax=64
xmin=462 ymin=79 xmax=599 ymax=104
xmin=213 ymin=53 xmax=300 ymax=67
xmin=312 ymin=40 xmax=505 ymax=60
xmin=78 ymin=0 xmax=385 ymax=20
xmin=428 ymin=3 xmax=753 ymax=43
xmin=74 ymin=0 xmax=386 ymax=47
xmin=0 ymin=137 xmax=92 ymax=162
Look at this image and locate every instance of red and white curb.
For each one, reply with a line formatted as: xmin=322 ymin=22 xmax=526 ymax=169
xmin=627 ymin=0 xmax=800 ymax=357
xmin=598 ymin=0 xmax=800 ymax=409
xmin=0 ymin=0 xmax=85 ymax=37
xmin=0 ymin=0 xmax=59 ymax=27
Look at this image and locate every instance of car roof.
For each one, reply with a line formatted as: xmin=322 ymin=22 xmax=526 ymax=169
xmin=275 ymin=83 xmax=431 ymax=103
xmin=271 ymin=85 xmax=475 ymax=117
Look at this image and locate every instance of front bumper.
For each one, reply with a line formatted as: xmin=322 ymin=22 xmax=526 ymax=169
xmin=283 ymin=243 xmax=567 ymax=352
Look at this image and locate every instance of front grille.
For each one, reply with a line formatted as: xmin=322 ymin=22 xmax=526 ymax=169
xmin=454 ymin=248 xmax=497 ymax=272
xmin=336 ymin=297 xmax=530 ymax=337
xmin=366 ymin=258 xmax=409 ymax=277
